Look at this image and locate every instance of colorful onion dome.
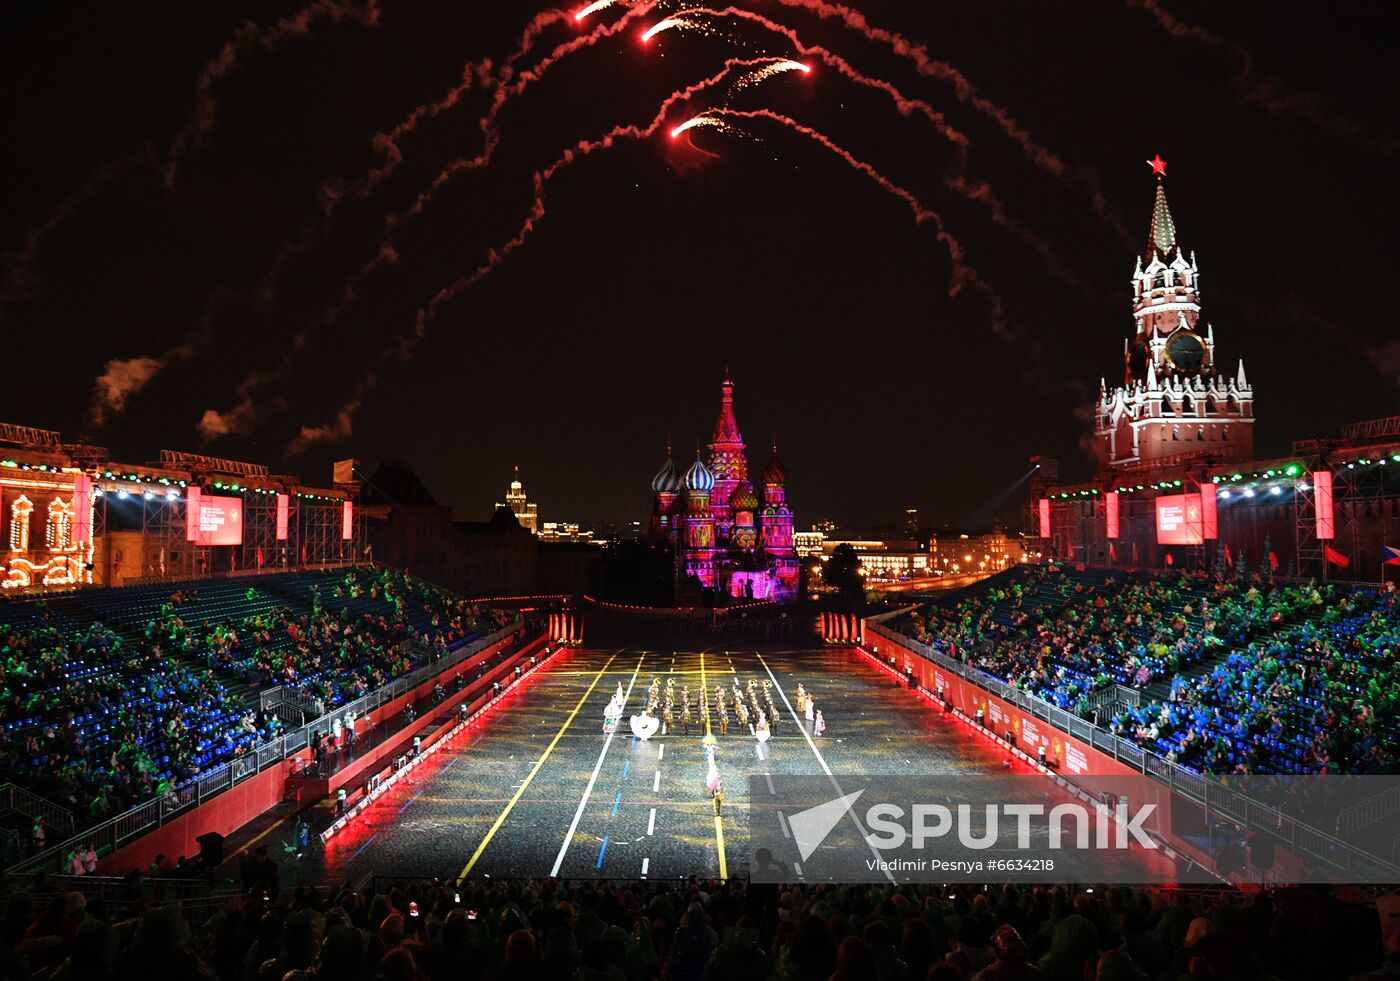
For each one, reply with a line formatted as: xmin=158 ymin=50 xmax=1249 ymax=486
xmin=684 ymin=455 xmax=715 ymax=492
xmin=651 ymin=455 xmax=681 ymax=494
xmin=730 ymin=481 xmax=759 ymax=511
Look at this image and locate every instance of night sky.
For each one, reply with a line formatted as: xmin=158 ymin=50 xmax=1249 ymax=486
xmin=2 ymin=1 xmax=1395 ymax=531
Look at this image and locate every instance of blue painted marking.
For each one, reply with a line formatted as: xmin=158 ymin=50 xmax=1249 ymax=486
xmin=622 ymin=757 xmax=630 ymax=779
xmin=596 ymin=836 xmax=609 ymax=868
xmin=349 ymin=833 xmax=381 ymax=863
xmin=442 ymin=759 xmax=457 ymax=773
xmin=396 ymin=789 xmax=425 ymax=817
xmin=611 ymin=791 xmax=622 ymax=817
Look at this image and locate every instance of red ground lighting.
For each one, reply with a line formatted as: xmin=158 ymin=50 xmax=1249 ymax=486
xmin=320 ymin=641 xmax=568 ymax=843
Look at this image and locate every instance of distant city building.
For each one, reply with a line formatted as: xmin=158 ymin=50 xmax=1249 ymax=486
xmin=539 ymin=521 xmax=593 ymax=544
xmin=498 ymin=466 xmax=538 ymax=534
xmin=905 ymin=508 xmax=919 ymax=535
xmin=793 ymin=529 xmax=825 ymax=557
xmin=804 ymin=525 xmax=1023 ymax=585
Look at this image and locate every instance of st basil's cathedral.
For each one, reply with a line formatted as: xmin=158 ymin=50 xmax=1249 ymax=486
xmin=648 ymin=374 xmax=799 ymax=601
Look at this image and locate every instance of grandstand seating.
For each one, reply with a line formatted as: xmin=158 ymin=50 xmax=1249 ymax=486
xmin=895 ymin=565 xmax=1400 ymax=775
xmin=0 ymin=567 xmax=507 ymax=834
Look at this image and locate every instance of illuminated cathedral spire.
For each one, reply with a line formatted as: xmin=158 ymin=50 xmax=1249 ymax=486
xmin=707 ymin=369 xmax=748 ymax=545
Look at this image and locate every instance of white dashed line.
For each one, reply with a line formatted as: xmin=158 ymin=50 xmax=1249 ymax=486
xmin=777 ymin=811 xmax=792 ymax=839
xmin=647 ymin=808 xmax=656 ymax=835
xmin=764 ymin=773 xmax=775 ymax=795
xmin=759 ymin=653 xmax=893 ymax=883
xmin=641 ymin=857 xmax=650 ymax=877
xmin=657 ymin=744 xmax=664 ymax=761
xmin=550 ymin=652 xmax=644 ymax=878
xmin=653 ymin=770 xmax=661 ymax=792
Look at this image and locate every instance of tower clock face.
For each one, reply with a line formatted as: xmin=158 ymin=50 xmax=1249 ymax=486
xmin=1165 ymin=331 xmax=1206 ymax=373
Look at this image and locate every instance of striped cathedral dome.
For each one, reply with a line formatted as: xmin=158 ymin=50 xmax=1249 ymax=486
xmin=684 ymin=455 xmax=715 ymax=493
xmin=651 ymin=455 xmax=682 ymax=494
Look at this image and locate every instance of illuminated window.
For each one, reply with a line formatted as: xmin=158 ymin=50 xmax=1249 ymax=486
xmin=47 ymin=497 xmax=74 ymax=551
xmin=9 ymin=496 xmax=33 ymax=552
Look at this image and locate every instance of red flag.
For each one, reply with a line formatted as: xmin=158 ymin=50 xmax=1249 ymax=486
xmin=1224 ymin=543 xmax=1233 ymax=568
xmin=1109 ymin=542 xmax=1117 ymax=562
xmin=1132 ymin=542 xmax=1139 ymax=564
xmin=1165 ymin=553 xmax=1174 ymax=567
xmin=1384 ymin=546 xmax=1400 ymax=567
xmin=1324 ymin=545 xmax=1351 ymax=568
xmin=1269 ymin=551 xmax=1279 ymax=573
xmin=257 ymin=546 xmax=264 ymax=569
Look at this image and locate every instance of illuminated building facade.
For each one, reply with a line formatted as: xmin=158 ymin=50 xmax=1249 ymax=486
xmin=1095 ymin=160 xmax=1254 ymax=474
xmin=649 ymin=374 xmax=799 ymax=601
xmin=499 ymin=466 xmax=539 ymax=534
xmin=538 ymin=521 xmax=593 ymax=543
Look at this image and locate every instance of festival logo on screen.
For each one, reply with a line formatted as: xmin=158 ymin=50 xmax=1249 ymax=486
xmin=1155 ymin=494 xmax=1204 ymax=545
xmin=188 ymin=494 xmax=244 ymax=546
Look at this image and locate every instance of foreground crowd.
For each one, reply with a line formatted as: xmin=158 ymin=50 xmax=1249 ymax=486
xmin=1 ymin=875 xmax=1397 ymax=981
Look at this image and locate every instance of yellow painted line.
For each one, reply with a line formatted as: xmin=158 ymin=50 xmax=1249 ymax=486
xmin=457 ymin=653 xmax=618 ymax=883
xmin=700 ymin=648 xmax=728 ymax=879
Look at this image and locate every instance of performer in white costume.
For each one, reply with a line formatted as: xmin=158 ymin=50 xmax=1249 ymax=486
xmin=603 ymin=690 xmax=624 ymax=734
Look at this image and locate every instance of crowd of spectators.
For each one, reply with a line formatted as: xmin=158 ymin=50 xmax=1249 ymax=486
xmin=897 ymin=566 xmax=1399 ymax=775
xmin=1110 ymin=586 xmax=1399 ymax=774
xmin=0 ymin=569 xmax=509 ymax=844
xmin=151 ymin=568 xmax=510 ymax=709
xmin=1 ymin=873 xmax=1397 ymax=981
xmin=0 ymin=610 xmax=248 ymax=823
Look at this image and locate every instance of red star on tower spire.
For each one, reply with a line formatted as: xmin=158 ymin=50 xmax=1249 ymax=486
xmin=1147 ymin=154 xmax=1167 ymax=178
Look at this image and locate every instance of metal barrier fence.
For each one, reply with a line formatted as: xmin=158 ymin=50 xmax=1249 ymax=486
xmin=0 ymin=783 xmax=76 ymax=838
xmin=9 ymin=621 xmax=525 ymax=876
xmin=864 ymin=621 xmax=1400 ymax=880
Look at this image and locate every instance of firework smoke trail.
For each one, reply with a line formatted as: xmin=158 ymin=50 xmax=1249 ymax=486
xmin=88 ymin=289 xmax=234 ymax=428
xmin=287 ymin=59 xmax=784 ymax=453
xmin=1125 ymin=0 xmax=1394 ymax=152
xmin=202 ymin=7 xmax=658 ymax=441
xmin=164 ymin=0 xmax=383 ymax=190
xmin=321 ymin=6 xmax=581 ymax=212
xmin=648 ymin=9 xmax=969 ymax=154
xmin=768 ymin=0 xmax=1130 ymax=243
xmin=649 ymin=8 xmax=1091 ymax=292
xmin=687 ymin=107 xmax=1010 ymax=336
xmin=0 ymin=147 xmax=157 ymax=319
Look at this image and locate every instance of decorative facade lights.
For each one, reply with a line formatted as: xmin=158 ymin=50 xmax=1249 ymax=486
xmin=9 ymin=496 xmax=32 ymax=551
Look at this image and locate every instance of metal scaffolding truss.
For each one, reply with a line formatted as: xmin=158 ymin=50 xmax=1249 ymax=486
xmin=158 ymin=450 xmax=270 ymax=478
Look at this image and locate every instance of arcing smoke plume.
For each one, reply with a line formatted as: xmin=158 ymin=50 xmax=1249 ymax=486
xmin=1125 ymin=0 xmax=1397 ymax=153
xmin=163 ymin=0 xmax=384 ymax=190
